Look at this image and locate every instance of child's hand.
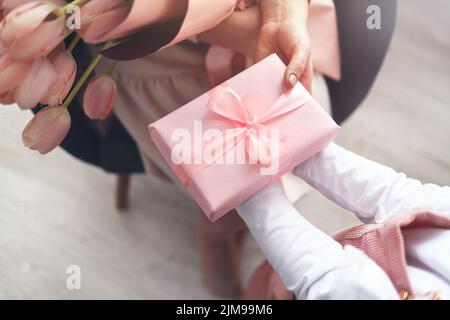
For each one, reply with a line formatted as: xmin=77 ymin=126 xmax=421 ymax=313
xmin=256 ymin=0 xmax=313 ymax=92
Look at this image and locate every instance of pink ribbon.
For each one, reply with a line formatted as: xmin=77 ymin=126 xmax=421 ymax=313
xmin=199 ymin=83 xmax=312 ymax=170
xmin=172 ymin=82 xmax=312 ymax=187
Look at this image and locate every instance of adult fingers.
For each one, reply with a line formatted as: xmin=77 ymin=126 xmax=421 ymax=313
xmin=284 ymin=41 xmax=311 ymax=88
xmin=298 ymin=57 xmax=313 ymax=93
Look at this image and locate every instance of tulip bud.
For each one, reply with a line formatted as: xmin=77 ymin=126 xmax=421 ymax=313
xmin=83 ymin=74 xmax=117 ymax=120
xmin=43 ymin=51 xmax=77 ymax=106
xmin=0 ymin=39 xmax=6 ymax=55
xmin=1 ymin=1 xmax=66 ymax=61
xmin=0 ymin=89 xmax=15 ymax=104
xmin=1 ymin=1 xmax=64 ymax=16
xmin=236 ymin=0 xmax=256 ymax=11
xmin=1 ymin=0 xmax=36 ymax=13
xmin=15 ymin=56 xmax=58 ymax=109
xmin=22 ymin=105 xmax=71 ymax=154
xmin=0 ymin=59 xmax=30 ymax=95
xmin=0 ymin=41 xmax=13 ymax=71
xmin=79 ymin=0 xmax=129 ymax=43
xmin=0 ymin=41 xmax=27 ymax=98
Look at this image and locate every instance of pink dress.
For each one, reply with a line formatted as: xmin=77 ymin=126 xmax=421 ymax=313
xmin=334 ymin=211 xmax=450 ymax=299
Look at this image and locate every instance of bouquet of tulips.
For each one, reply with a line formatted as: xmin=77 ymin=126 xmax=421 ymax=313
xmin=0 ymin=0 xmax=248 ymax=154
xmin=0 ymin=0 xmax=144 ymax=154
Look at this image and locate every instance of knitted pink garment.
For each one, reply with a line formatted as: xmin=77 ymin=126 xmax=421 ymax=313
xmin=244 ymin=211 xmax=450 ymax=300
xmin=333 ymin=211 xmax=450 ymax=299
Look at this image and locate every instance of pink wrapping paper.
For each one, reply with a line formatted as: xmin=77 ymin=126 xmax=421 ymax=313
xmin=98 ymin=0 xmax=189 ymax=41
xmin=101 ymin=0 xmax=237 ymax=59
xmin=149 ymin=54 xmax=340 ymax=222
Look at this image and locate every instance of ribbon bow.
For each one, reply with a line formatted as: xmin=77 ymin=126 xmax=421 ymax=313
xmin=204 ymin=83 xmax=312 ymax=168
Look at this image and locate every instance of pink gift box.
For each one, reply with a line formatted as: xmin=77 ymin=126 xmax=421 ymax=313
xmin=149 ymin=54 xmax=340 ymax=222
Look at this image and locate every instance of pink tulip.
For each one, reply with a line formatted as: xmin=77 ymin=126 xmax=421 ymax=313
xmin=22 ymin=105 xmax=71 ymax=154
xmin=79 ymin=0 xmax=129 ymax=43
xmin=0 ymin=59 xmax=30 ymax=95
xmin=235 ymin=0 xmax=256 ymax=11
xmin=0 ymin=41 xmax=11 ymax=100
xmin=1 ymin=0 xmax=64 ymax=17
xmin=1 ymin=2 xmax=52 ymax=44
xmin=0 ymin=40 xmax=12 ymax=70
xmin=83 ymin=74 xmax=117 ymax=120
xmin=1 ymin=0 xmax=65 ymax=26
xmin=0 ymin=37 xmax=5 ymax=54
xmin=42 ymin=50 xmax=76 ymax=106
xmin=14 ymin=56 xmax=58 ymax=109
xmin=1 ymin=1 xmax=66 ymax=61
xmin=0 ymin=89 xmax=15 ymax=104
xmin=1 ymin=0 xmax=37 ymax=12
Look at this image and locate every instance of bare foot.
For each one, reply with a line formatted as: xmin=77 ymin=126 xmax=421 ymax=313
xmin=242 ymin=261 xmax=293 ymax=300
xmin=147 ymin=161 xmax=173 ymax=183
xmin=198 ymin=210 xmax=247 ymax=298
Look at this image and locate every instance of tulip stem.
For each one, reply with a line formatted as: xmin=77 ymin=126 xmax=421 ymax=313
xmin=62 ymin=51 xmax=104 ymax=109
xmin=66 ymin=0 xmax=89 ymax=9
xmin=54 ymin=0 xmax=89 ymax=17
xmin=66 ymin=35 xmax=81 ymax=53
xmin=106 ymin=60 xmax=118 ymax=77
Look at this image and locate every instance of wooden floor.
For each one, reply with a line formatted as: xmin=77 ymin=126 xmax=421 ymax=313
xmin=0 ymin=0 xmax=449 ymax=299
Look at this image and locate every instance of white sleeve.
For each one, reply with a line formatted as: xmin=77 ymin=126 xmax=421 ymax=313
xmin=294 ymin=143 xmax=450 ymax=224
xmin=237 ymin=183 xmax=399 ymax=300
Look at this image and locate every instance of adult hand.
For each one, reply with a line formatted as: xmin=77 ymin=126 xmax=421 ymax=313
xmin=256 ymin=0 xmax=313 ymax=92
